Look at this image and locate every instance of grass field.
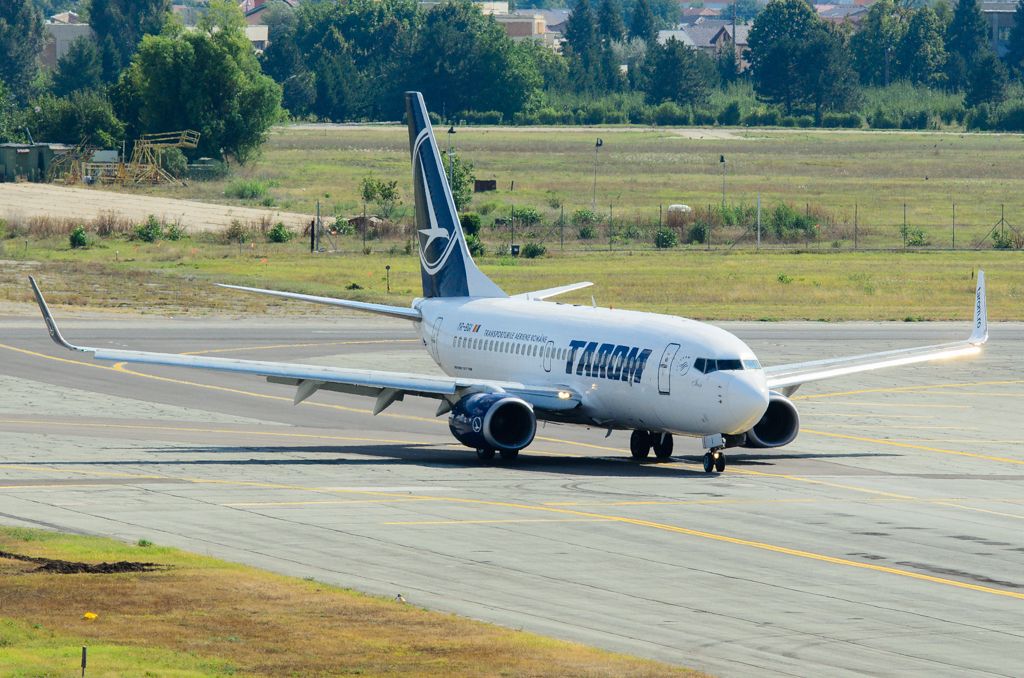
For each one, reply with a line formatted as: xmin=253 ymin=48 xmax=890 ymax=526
xmin=140 ymin=124 xmax=1024 ymax=250
xmin=0 ymin=527 xmax=698 ymax=677
xmin=2 ymin=238 xmax=1018 ymax=321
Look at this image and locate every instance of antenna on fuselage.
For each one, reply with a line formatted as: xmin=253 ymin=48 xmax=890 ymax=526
xmin=591 ymin=295 xmax=597 ymax=308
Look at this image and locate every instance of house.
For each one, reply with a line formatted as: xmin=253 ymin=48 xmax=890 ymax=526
xmin=679 ymin=7 xmax=721 ymax=24
xmin=240 ymin=0 xmax=300 ymax=25
xmin=657 ymin=29 xmax=698 ymax=47
xmin=982 ymin=2 xmax=1015 ymax=57
xmin=41 ymin=20 xmax=93 ymax=69
xmin=816 ymin=4 xmax=869 ymax=25
xmin=494 ymin=13 xmax=547 ymax=42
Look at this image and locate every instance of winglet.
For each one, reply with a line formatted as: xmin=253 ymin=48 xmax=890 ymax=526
xmin=28 ymin=276 xmax=91 ymax=353
xmin=970 ymin=270 xmax=988 ymax=345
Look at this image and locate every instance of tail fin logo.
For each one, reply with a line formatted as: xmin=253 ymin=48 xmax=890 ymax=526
xmin=412 ymin=128 xmax=459 ymax=275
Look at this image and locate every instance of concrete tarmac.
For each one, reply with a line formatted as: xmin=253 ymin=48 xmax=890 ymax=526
xmin=1 ymin=310 xmax=1023 ymax=677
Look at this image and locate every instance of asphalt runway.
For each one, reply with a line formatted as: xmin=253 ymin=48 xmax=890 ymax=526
xmin=1 ymin=309 xmax=1023 ymax=677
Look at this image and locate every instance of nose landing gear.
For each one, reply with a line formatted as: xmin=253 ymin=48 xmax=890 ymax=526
xmin=702 ymin=449 xmax=726 ymax=473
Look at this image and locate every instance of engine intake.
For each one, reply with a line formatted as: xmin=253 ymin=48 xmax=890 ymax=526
xmin=743 ymin=392 xmax=800 ymax=448
xmin=449 ymin=393 xmax=536 ymax=452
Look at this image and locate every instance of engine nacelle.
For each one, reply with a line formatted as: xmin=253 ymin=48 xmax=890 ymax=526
xmin=448 ymin=393 xmax=537 ymax=452
xmin=743 ymin=392 xmax=800 ymax=448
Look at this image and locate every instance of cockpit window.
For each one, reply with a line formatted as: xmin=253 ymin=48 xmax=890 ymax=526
xmin=694 ymin=357 xmax=752 ymax=373
xmin=742 ymin=359 xmax=761 ymax=370
xmin=704 ymin=359 xmax=718 ymax=373
xmin=717 ymin=359 xmax=743 ymax=371
xmin=694 ymin=358 xmax=705 ymax=373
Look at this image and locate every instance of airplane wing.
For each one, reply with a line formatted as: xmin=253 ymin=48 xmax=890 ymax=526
xmin=28 ymin=277 xmax=580 ymax=415
xmin=512 ymin=282 xmax=593 ymax=301
xmin=764 ymin=272 xmax=988 ymax=395
xmin=216 ymin=284 xmax=422 ymax=321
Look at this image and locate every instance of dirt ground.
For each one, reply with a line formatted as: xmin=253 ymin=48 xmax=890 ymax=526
xmin=0 ymin=183 xmax=308 ymax=233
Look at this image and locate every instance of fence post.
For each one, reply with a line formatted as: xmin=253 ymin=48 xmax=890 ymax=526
xmin=902 ymin=203 xmax=907 ymax=250
xmin=609 ymin=202 xmax=613 ymax=251
xmin=854 ymin=202 xmax=858 ymax=250
xmin=756 ymin=192 xmax=761 ymax=250
xmin=952 ymin=202 xmax=956 ymax=250
xmin=560 ymin=204 xmax=564 ymax=251
xmin=707 ymin=203 xmax=712 ymax=251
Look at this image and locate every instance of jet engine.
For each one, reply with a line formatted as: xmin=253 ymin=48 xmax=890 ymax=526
xmin=743 ymin=392 xmax=800 ymax=448
xmin=448 ymin=393 xmax=537 ymax=452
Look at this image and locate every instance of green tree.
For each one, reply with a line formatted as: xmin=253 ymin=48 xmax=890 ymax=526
xmin=415 ymin=0 xmax=539 ymax=117
xmin=850 ymin=0 xmax=908 ymax=85
xmin=360 ymin=175 xmax=402 ymax=220
xmin=85 ymin=0 xmax=172 ymax=80
xmin=441 ymin=150 xmax=474 ymax=211
xmin=804 ymin=24 xmax=861 ymax=124
xmin=945 ymin=0 xmax=989 ymax=89
xmin=118 ymin=3 xmax=282 ymax=163
xmin=21 ymin=90 xmax=124 ymax=146
xmin=1006 ymin=0 xmax=1024 ymax=78
xmin=258 ymin=1 xmax=315 ymax=115
xmin=52 ymin=36 xmax=103 ymax=96
xmin=0 ymin=82 xmax=16 ymax=142
xmin=565 ymin=0 xmax=600 ymax=89
xmin=0 ymin=0 xmax=44 ymax=102
xmin=597 ymin=0 xmax=626 ymax=43
xmin=965 ymin=50 xmax=1008 ymax=107
xmin=896 ymin=7 xmax=947 ymax=86
xmin=734 ymin=0 xmax=760 ymax=22
xmin=716 ymin=45 xmax=740 ymax=84
xmin=628 ymin=0 xmax=656 ymax=43
xmin=644 ymin=37 xmax=717 ymax=106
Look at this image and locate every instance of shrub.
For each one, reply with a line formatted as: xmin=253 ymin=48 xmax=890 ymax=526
xmin=225 ymin=179 xmax=269 ymax=200
xmin=717 ymin=101 xmax=741 ymax=126
xmin=134 ymin=215 xmax=163 ymax=242
xmin=965 ymin=103 xmax=992 ymax=131
xmin=768 ymin=203 xmax=818 ymax=241
xmin=466 ymin=233 xmax=486 ymax=256
xmin=623 ymin=224 xmax=643 ymax=240
xmin=225 ymin=219 xmax=249 ymax=243
xmin=687 ymin=222 xmax=709 ymax=244
xmin=571 ymin=208 xmax=600 ymax=227
xmin=460 ymin=110 xmax=503 ymax=125
xmin=578 ymin=225 xmax=596 ymax=240
xmin=653 ymin=101 xmax=689 ymax=126
xmin=522 ymin=242 xmax=546 ymax=258
xmin=188 ymin=158 xmax=229 ymax=181
xmin=992 ymin=101 xmax=1024 ymax=131
xmin=742 ymin=108 xmax=780 ymax=126
xmin=160 ymin=148 xmax=188 ymax=178
xmin=822 ymin=112 xmax=863 ymax=128
xmin=164 ymin=222 xmax=186 ymax=241
xmin=868 ymin=108 xmax=899 ymax=129
xmin=900 ymin=224 xmax=929 ymax=247
xmin=692 ymin=109 xmax=716 ymax=125
xmin=654 ymin=227 xmax=678 ymax=249
xmin=899 ymin=110 xmax=929 ymax=130
xmin=69 ymin=225 xmax=88 ymax=249
xmin=268 ymin=222 xmax=294 ymax=243
xmin=992 ymin=229 xmax=1015 ymax=249
xmin=460 ymin=212 xmax=481 ymax=236
xmin=511 ymin=206 xmax=541 ymax=226
xmin=777 ymin=273 xmax=793 ymax=284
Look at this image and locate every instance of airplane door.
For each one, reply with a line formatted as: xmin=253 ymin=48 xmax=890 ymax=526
xmin=658 ymin=343 xmax=680 ymax=394
xmin=430 ymin=317 xmax=444 ymax=362
xmin=542 ymin=340 xmax=554 ymax=372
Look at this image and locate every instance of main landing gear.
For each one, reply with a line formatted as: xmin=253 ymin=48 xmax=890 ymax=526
xmin=476 ymin=448 xmax=519 ymax=462
xmin=629 ymin=431 xmax=674 ymax=461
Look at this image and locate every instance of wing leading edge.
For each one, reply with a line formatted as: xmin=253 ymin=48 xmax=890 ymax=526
xmin=765 ymin=271 xmax=988 ymax=395
xmin=27 ymin=277 xmax=580 ymax=415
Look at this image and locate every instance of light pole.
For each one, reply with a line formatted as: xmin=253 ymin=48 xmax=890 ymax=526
xmin=447 ymin=126 xmax=456 ymax=188
xmin=720 ymin=154 xmax=727 ymax=210
xmin=592 ymin=138 xmax=603 ymax=211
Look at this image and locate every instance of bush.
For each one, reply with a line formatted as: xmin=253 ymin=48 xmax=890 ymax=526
xmin=160 ymin=148 xmax=188 ymax=179
xmin=133 ymin=215 xmax=163 ymax=242
xmin=164 ymin=222 xmax=186 ymax=241
xmin=965 ymin=103 xmax=991 ymax=131
xmin=992 ymin=229 xmax=1015 ymax=249
xmin=653 ymin=101 xmax=689 ymax=126
xmin=460 ymin=110 xmax=503 ymax=125
xmin=571 ymin=208 xmax=600 ymax=227
xmin=992 ymin=101 xmax=1024 ymax=131
xmin=225 ymin=179 xmax=269 ymax=200
xmin=900 ymin=224 xmax=929 ymax=246
xmin=868 ymin=108 xmax=899 ymax=129
xmin=654 ymin=227 xmax=678 ymax=249
xmin=768 ymin=204 xmax=818 ymax=241
xmin=466 ymin=233 xmax=486 ymax=256
xmin=717 ymin=101 xmax=741 ymax=126
xmin=742 ymin=107 xmax=780 ymax=126
xmin=899 ymin=110 xmax=929 ymax=130
xmin=821 ymin=112 xmax=863 ymax=128
xmin=522 ymin=242 xmax=546 ymax=258
xmin=687 ymin=222 xmax=709 ymax=244
xmin=622 ymin=224 xmax=643 ymax=240
xmin=69 ymin=225 xmax=88 ymax=249
xmin=225 ymin=219 xmax=250 ymax=243
xmin=268 ymin=222 xmax=294 ymax=243
xmin=693 ymin=109 xmax=716 ymax=125
xmin=511 ymin=206 xmax=541 ymax=226
xmin=460 ymin=212 xmax=481 ymax=236
xmin=187 ymin=158 xmax=229 ymax=181
xmin=578 ymin=225 xmax=596 ymax=240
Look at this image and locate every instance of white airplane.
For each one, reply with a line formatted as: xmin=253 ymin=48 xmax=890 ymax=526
xmin=30 ymin=92 xmax=989 ymax=473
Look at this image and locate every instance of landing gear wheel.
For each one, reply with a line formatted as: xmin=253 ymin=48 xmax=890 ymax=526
xmin=702 ymin=452 xmax=714 ymax=473
xmin=714 ymin=451 xmax=726 ymax=473
xmin=629 ymin=430 xmax=652 ymax=459
xmin=653 ymin=433 xmax=674 ymax=460
xmin=477 ymin=448 xmax=495 ymax=461
xmin=499 ymin=449 xmax=520 ymax=461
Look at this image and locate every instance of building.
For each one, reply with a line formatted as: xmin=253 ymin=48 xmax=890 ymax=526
xmin=680 ymin=7 xmax=721 ymax=24
xmin=240 ymin=0 xmax=300 ymax=25
xmin=41 ymin=19 xmax=93 ymax=69
xmin=0 ymin=144 xmax=62 ymax=183
xmin=494 ymin=13 xmax=547 ymax=42
xmin=816 ymin=4 xmax=869 ymax=25
xmin=982 ymin=2 xmax=1015 ymax=57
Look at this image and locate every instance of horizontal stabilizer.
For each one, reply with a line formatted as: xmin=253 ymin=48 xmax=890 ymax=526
xmin=512 ymin=282 xmax=594 ymax=301
xmin=217 ymin=284 xmax=421 ymax=321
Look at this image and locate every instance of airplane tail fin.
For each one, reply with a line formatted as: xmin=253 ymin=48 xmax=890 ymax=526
xmin=405 ymin=91 xmax=505 ymax=299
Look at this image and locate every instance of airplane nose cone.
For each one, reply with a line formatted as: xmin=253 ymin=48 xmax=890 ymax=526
xmin=728 ymin=374 xmax=769 ymax=434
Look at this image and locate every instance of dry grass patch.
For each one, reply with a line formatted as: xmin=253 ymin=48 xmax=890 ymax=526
xmin=0 ymin=527 xmax=703 ymax=677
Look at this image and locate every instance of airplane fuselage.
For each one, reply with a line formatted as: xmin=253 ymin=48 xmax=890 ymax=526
xmin=415 ymin=297 xmax=770 ymax=438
